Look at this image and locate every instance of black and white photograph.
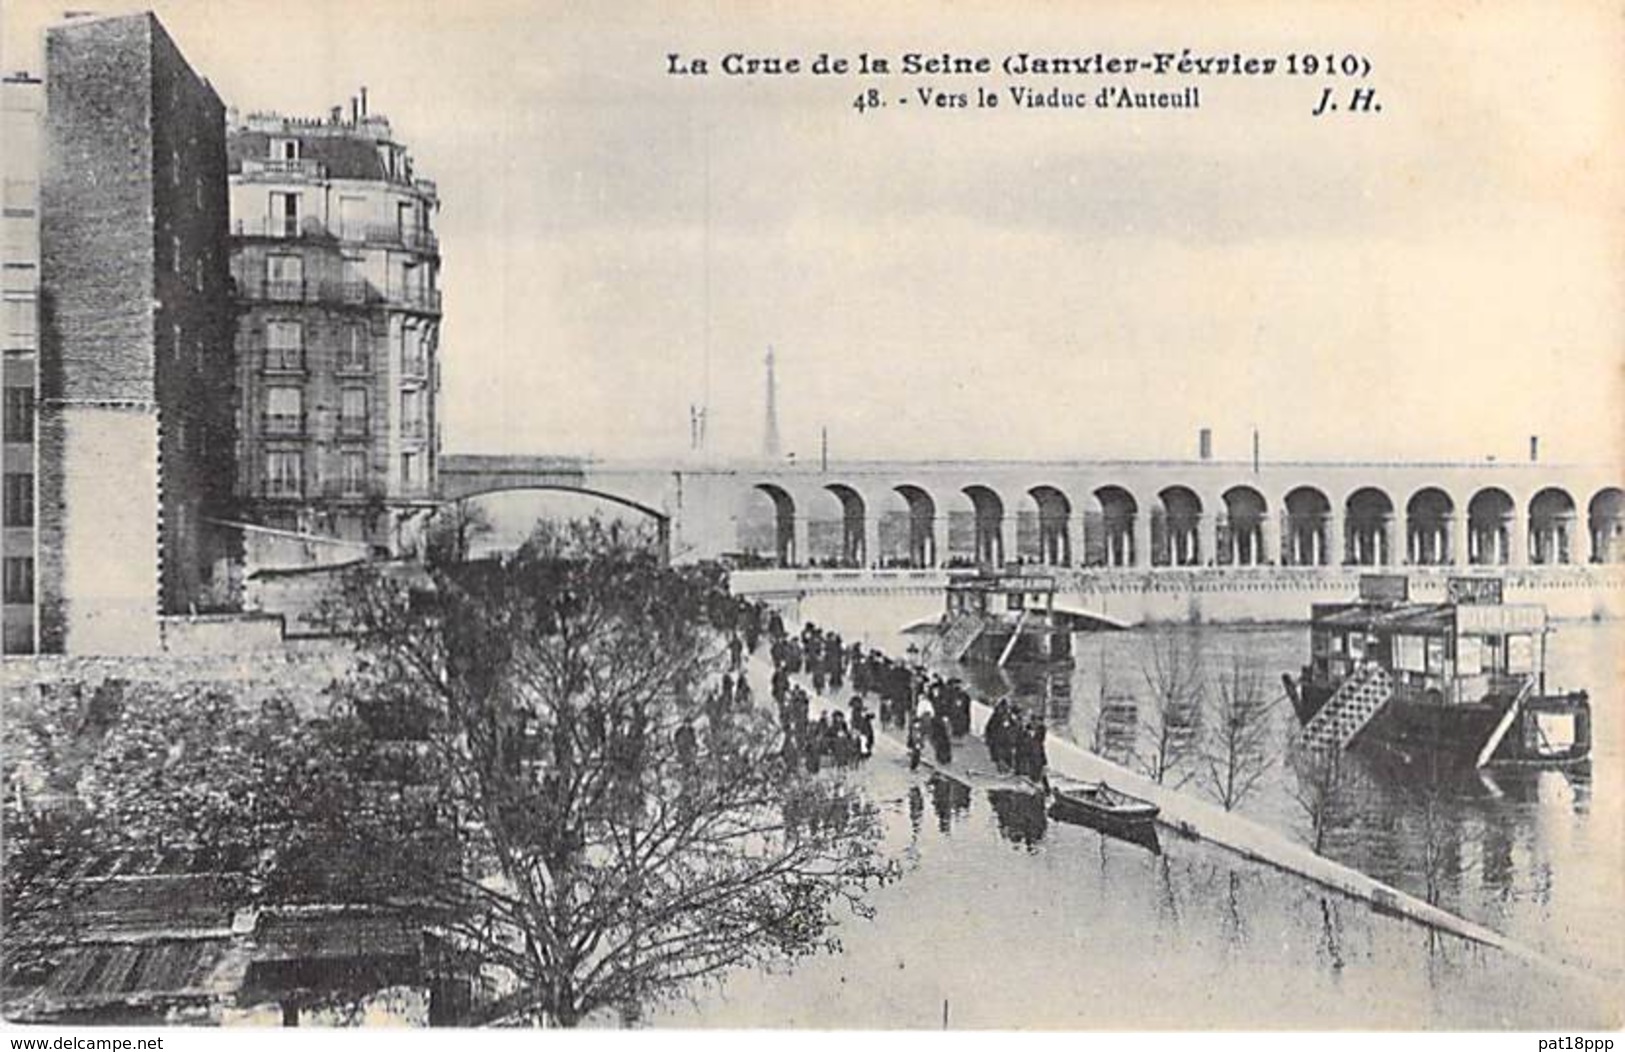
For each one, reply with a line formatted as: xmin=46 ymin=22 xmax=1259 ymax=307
xmin=0 ymin=0 xmax=1621 ymax=1037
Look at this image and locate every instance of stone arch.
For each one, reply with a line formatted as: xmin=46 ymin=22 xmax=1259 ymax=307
xmin=1467 ymin=488 xmax=1514 ymax=566
xmin=1155 ymin=485 xmax=1203 ymax=567
xmin=1027 ymin=485 xmax=1073 ymax=566
xmin=1283 ymin=486 xmax=1333 ymax=566
xmin=1589 ymin=487 xmax=1625 ymax=564
xmin=962 ymin=485 xmax=1007 ymax=566
xmin=748 ymin=483 xmax=797 ymax=567
xmin=1090 ymin=485 xmax=1139 ymax=568
xmin=1405 ymin=487 xmax=1455 ymax=566
xmin=823 ymin=483 xmax=867 ymax=568
xmin=1528 ymin=487 xmax=1577 ymax=565
xmin=1345 ymin=487 xmax=1395 ymax=566
xmin=893 ymin=485 xmax=939 ymax=568
xmin=1221 ymin=485 xmax=1269 ymax=567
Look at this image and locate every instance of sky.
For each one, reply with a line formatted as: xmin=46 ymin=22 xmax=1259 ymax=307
xmin=4 ymin=0 xmax=1622 ymax=465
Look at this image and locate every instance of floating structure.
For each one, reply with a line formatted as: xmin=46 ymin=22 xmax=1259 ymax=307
xmin=1284 ymin=575 xmax=1591 ymax=767
xmin=937 ymin=570 xmax=1088 ymax=666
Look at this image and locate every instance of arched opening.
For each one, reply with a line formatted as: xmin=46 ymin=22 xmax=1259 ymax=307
xmin=1589 ymin=487 xmax=1625 ymax=564
xmin=1154 ymin=486 xmax=1203 ymax=567
xmin=1090 ymin=486 xmax=1138 ymax=568
xmin=1345 ymin=487 xmax=1394 ymax=566
xmin=1220 ymin=486 xmax=1269 ymax=567
xmin=1026 ymin=486 xmax=1073 ymax=567
xmin=1529 ymin=487 xmax=1577 ymax=565
xmin=1467 ymin=488 xmax=1514 ymax=566
xmin=1283 ymin=486 xmax=1333 ymax=566
xmin=821 ymin=484 xmax=867 ymax=568
xmin=1405 ymin=487 xmax=1455 ymax=566
xmin=961 ymin=485 xmax=1006 ymax=567
xmin=426 ymin=487 xmax=672 ymax=563
xmin=891 ymin=485 xmax=938 ymax=568
xmin=738 ymin=483 xmax=797 ymax=567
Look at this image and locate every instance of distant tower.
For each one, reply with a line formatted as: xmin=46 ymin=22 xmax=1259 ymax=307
xmin=762 ymin=346 xmax=781 ymax=459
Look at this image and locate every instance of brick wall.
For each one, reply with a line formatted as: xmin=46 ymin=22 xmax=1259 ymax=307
xmin=39 ymin=14 xmax=238 ymax=651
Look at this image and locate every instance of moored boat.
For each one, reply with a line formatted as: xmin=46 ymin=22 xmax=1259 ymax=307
xmin=1282 ymin=575 xmax=1591 ymax=767
xmin=1048 ymin=780 xmax=1160 ymax=828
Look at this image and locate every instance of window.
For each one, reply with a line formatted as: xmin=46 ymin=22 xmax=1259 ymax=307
xmin=194 ymin=254 xmax=205 ymax=293
xmin=265 ymin=320 xmax=303 ymax=370
xmin=272 ymin=138 xmax=300 ymax=161
xmin=2 ymin=556 xmax=32 ymax=604
xmin=3 ymin=387 xmax=33 ymax=442
xmin=2 ymin=296 xmax=35 ymax=345
xmin=400 ymin=451 xmax=420 ymax=488
xmin=268 ymin=191 xmax=300 ymax=237
xmin=171 ymin=234 xmax=183 ymax=274
xmin=3 ymin=472 xmax=32 ymax=527
xmin=401 ymin=388 xmax=425 ymax=440
xmin=341 ymin=451 xmax=368 ymax=496
xmin=265 ymin=451 xmax=302 ymax=497
xmin=264 ymin=387 xmax=303 ymax=435
xmin=340 ymin=388 xmax=367 ymax=434
xmin=339 ymin=324 xmax=368 ymax=371
xmin=264 ymin=255 xmax=303 ymax=302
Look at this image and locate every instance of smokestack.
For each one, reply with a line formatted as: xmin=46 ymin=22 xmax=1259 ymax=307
xmin=360 ymin=86 xmax=368 ymax=117
xmin=1198 ymin=428 xmax=1212 ymax=461
xmin=1529 ymin=435 xmax=1540 ymax=463
xmin=1252 ymin=428 xmax=1260 ymax=473
xmin=351 ymin=96 xmax=358 ymax=124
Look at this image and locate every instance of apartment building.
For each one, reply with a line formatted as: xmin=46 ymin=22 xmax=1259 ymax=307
xmin=228 ymin=95 xmax=442 ymax=552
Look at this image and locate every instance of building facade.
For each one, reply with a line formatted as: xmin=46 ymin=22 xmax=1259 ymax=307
xmin=227 ymin=99 xmax=442 ymax=553
xmin=36 ymin=13 xmax=237 ymax=654
xmin=2 ymin=73 xmax=43 ymax=654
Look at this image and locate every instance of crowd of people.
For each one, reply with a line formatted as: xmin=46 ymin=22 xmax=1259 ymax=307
xmin=709 ymin=595 xmax=1051 ymax=787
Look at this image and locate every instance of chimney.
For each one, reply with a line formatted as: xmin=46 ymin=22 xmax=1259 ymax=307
xmin=360 ymin=86 xmax=368 ymax=117
xmin=1529 ymin=435 xmax=1540 ymax=463
xmin=329 ymin=106 xmax=341 ymax=124
xmin=350 ymin=96 xmax=359 ymax=124
xmin=1198 ymin=428 xmax=1212 ymax=461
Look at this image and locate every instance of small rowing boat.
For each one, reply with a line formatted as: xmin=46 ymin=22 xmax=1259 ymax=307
xmin=1048 ymin=780 xmax=1159 ymax=829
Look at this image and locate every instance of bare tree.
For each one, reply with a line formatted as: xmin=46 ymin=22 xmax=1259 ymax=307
xmin=336 ymin=519 xmax=893 ymax=1026
xmin=425 ymin=498 xmax=495 ymax=567
xmin=1136 ymin=633 xmax=1204 ymax=787
xmin=1286 ymin=741 xmax=1353 ymax=854
xmin=1198 ymin=656 xmax=1279 ymax=811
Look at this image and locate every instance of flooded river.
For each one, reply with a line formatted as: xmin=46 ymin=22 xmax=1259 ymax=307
xmin=667 ymin=598 xmax=1622 ymax=1028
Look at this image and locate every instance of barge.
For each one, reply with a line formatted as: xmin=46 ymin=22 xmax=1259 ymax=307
xmin=1283 ymin=575 xmax=1591 ymax=767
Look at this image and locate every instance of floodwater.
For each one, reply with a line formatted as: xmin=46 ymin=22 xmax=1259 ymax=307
xmin=665 ymin=599 xmax=1622 ymax=1028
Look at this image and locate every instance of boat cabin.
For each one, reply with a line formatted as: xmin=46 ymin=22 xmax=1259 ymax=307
xmin=1306 ymin=575 xmax=1545 ymax=707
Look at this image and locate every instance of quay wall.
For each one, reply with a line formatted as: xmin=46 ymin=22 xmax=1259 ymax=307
xmin=731 ymin=565 xmax=1625 ymax=630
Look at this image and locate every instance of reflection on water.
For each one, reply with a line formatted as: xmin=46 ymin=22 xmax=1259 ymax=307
xmin=799 ymin=596 xmax=1624 ymax=975
xmin=985 ymin=788 xmax=1047 ymax=850
xmin=667 ymin=750 xmax=1617 ymax=1028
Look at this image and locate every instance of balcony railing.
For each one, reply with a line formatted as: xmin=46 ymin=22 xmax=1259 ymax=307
xmin=263 ymin=413 xmax=305 ymax=437
xmin=360 ymin=223 xmax=439 ymax=253
xmin=233 ymin=215 xmax=332 ymax=240
xmin=338 ymin=416 xmax=370 ymax=438
xmin=237 ymin=278 xmax=381 ymax=308
xmin=324 ymin=479 xmax=381 ymax=499
xmin=263 ymin=347 xmax=305 ymax=373
xmin=400 ymin=419 xmax=428 ymax=441
xmin=262 ymin=477 xmax=304 ymax=498
xmin=401 ymin=355 xmax=429 ymax=379
xmin=396 ymin=286 xmax=442 ymax=313
xmin=239 ymin=157 xmax=329 ymax=181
